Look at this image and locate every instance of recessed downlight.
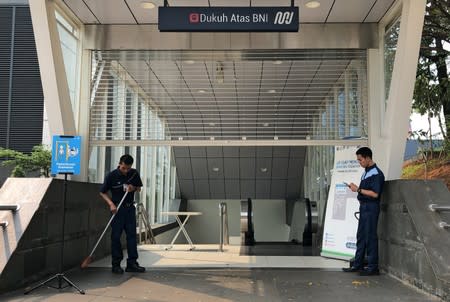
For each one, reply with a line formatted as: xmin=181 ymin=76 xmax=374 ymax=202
xmin=263 ymin=123 xmax=269 ymax=127
xmin=267 ymin=89 xmax=276 ymax=94
xmin=184 ymin=60 xmax=195 ymax=64
xmin=260 ymin=168 xmax=268 ymax=173
xmin=140 ymin=1 xmax=156 ymax=9
xmin=305 ymin=1 xmax=320 ymax=9
xmin=198 ymin=89 xmax=206 ymax=93
xmin=273 ymin=60 xmax=283 ymax=65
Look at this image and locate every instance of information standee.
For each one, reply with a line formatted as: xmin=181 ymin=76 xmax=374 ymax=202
xmin=25 ymin=136 xmax=84 ymax=295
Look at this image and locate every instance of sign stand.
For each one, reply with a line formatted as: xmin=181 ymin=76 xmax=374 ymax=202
xmin=25 ymin=135 xmax=84 ymax=295
xmin=24 ymin=173 xmax=85 ymax=295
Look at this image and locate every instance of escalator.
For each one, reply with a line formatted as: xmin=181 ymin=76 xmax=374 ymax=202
xmin=240 ymin=198 xmax=320 ymax=256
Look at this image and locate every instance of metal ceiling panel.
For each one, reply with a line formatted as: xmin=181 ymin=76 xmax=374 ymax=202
xmin=83 ymin=0 xmax=136 ymax=24
xmin=225 ymin=179 xmax=241 ymax=199
xmin=191 ymin=158 xmax=209 ymax=178
xmin=296 ymin=0 xmax=334 ymax=23
xmin=207 ymin=158 xmax=224 ymax=179
xmin=189 ymin=146 xmax=207 ymax=157
xmin=272 ymin=158 xmax=289 ymax=179
xmin=364 ymin=0 xmax=396 ymax=23
xmin=179 ymin=179 xmax=195 ymax=199
xmin=272 ymin=146 xmax=289 ymax=157
xmin=223 ymin=147 xmax=239 ymax=157
xmin=125 ymin=0 xmax=161 ymax=23
xmin=271 ymin=179 xmax=287 ymax=199
xmin=223 ymin=158 xmax=240 ymax=178
xmin=63 ymin=0 xmax=99 ymax=23
xmin=256 ymin=146 xmax=272 ymax=157
xmin=209 ymin=0 xmax=250 ymax=7
xmin=327 ymin=0 xmax=377 ymax=23
xmin=240 ymin=146 xmax=256 ymax=157
xmin=255 ymin=158 xmax=272 ymax=179
xmin=240 ymin=158 xmax=256 ymax=179
xmin=241 ymin=179 xmax=255 ymax=198
xmin=256 ymin=180 xmax=271 ymax=198
xmin=209 ymin=179 xmax=225 ymax=197
xmin=206 ymin=146 xmax=223 ymax=157
xmin=171 ymin=0 xmax=209 ymax=6
xmin=173 ymin=146 xmax=190 ymax=157
xmin=194 ymin=179 xmax=210 ymax=199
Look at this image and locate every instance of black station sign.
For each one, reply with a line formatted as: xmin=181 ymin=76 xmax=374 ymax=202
xmin=158 ymin=7 xmax=299 ymax=32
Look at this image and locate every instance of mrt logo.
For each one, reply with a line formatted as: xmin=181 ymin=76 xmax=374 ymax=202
xmin=189 ymin=13 xmax=199 ymax=23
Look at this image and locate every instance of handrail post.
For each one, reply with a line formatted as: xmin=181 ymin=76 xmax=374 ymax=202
xmin=0 ymin=205 xmax=20 ymax=212
xmin=219 ymin=202 xmax=228 ymax=252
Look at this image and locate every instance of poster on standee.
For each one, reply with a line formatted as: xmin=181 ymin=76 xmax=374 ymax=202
xmin=321 ymin=146 xmax=364 ymax=260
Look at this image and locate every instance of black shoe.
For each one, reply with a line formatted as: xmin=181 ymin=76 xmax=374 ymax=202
xmin=125 ymin=262 xmax=145 ymax=273
xmin=342 ymin=267 xmax=363 ymax=272
xmin=112 ymin=266 xmax=124 ymax=274
xmin=359 ymin=269 xmax=380 ymax=276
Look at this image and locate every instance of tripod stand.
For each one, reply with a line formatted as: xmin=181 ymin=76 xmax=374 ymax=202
xmin=25 ymin=173 xmax=85 ymax=295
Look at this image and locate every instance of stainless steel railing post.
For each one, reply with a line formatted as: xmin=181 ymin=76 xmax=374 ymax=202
xmin=219 ymin=202 xmax=229 ymax=252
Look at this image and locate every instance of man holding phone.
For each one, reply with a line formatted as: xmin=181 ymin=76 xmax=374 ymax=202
xmin=342 ymin=147 xmax=385 ymax=276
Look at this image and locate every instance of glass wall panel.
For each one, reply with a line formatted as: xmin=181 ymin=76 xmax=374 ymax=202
xmin=55 ymin=11 xmax=80 ymax=118
xmin=384 ymin=18 xmax=401 ymax=109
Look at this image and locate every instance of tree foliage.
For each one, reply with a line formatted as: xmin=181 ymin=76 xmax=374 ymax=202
xmin=413 ymin=0 xmax=450 ymax=151
xmin=0 ymin=145 xmax=51 ymax=177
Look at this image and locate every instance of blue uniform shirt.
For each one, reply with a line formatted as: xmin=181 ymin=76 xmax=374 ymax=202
xmin=358 ymin=164 xmax=385 ymax=203
xmin=100 ymin=168 xmax=143 ymax=205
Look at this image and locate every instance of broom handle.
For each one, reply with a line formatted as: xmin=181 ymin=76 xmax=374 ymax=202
xmin=88 ymin=191 xmax=129 ymax=258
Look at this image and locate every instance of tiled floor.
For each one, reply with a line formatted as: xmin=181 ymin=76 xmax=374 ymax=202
xmin=90 ymin=244 xmax=346 ymax=269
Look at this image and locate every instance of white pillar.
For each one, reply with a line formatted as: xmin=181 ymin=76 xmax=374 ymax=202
xmin=29 ymin=0 xmax=76 ymax=136
xmin=369 ymin=0 xmax=426 ymax=180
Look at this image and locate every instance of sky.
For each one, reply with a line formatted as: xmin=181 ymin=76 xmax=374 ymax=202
xmin=410 ymin=109 xmax=445 ymax=139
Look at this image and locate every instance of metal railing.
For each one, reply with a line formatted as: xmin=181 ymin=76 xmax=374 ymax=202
xmin=429 ymin=204 xmax=450 ymax=213
xmin=0 ymin=205 xmax=20 ymax=212
xmin=137 ymin=203 xmax=156 ymax=244
xmin=429 ymin=204 xmax=450 ymax=230
xmin=219 ymin=202 xmax=229 ymax=252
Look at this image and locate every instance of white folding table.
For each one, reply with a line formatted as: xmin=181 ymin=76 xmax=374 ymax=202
xmin=161 ymin=211 xmax=202 ymax=250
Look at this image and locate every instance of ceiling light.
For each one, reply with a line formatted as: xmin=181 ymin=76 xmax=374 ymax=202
xmin=274 ymin=136 xmax=279 ymax=140
xmin=198 ymin=89 xmax=206 ymax=93
xmin=212 ymin=167 xmax=220 ymax=172
xmin=267 ymin=89 xmax=276 ymax=94
xmin=263 ymin=123 xmax=269 ymax=127
xmin=242 ymin=136 xmax=247 ymax=140
xmin=140 ymin=1 xmax=156 ymax=9
xmin=305 ymin=1 xmax=320 ymax=9
xmin=273 ymin=60 xmax=283 ymax=65
xmin=210 ymin=136 xmax=215 ymax=140
xmin=178 ymin=137 xmax=183 ymax=140
xmin=184 ymin=60 xmax=195 ymax=64
xmin=209 ymin=122 xmax=215 ymax=126
xmin=260 ymin=168 xmax=268 ymax=173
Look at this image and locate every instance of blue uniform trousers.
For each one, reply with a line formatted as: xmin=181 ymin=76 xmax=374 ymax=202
xmin=353 ymin=201 xmax=380 ymax=271
xmin=110 ymin=204 xmax=138 ymax=266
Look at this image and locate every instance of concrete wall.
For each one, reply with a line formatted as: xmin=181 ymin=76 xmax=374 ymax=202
xmin=379 ymin=180 xmax=450 ymax=301
xmin=0 ymin=178 xmax=110 ymax=293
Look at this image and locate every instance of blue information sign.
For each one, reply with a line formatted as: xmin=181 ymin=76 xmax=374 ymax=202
xmin=159 ymin=7 xmax=299 ymax=32
xmin=51 ymin=135 xmax=81 ymax=175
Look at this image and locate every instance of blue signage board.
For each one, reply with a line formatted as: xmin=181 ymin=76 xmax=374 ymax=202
xmin=51 ymin=135 xmax=81 ymax=175
xmin=159 ymin=7 xmax=299 ymax=32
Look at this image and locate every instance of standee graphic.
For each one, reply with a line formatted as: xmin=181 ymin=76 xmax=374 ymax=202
xmin=25 ymin=135 xmax=84 ymax=295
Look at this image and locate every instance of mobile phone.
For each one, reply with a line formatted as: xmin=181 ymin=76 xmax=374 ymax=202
xmin=343 ymin=182 xmax=350 ymax=187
